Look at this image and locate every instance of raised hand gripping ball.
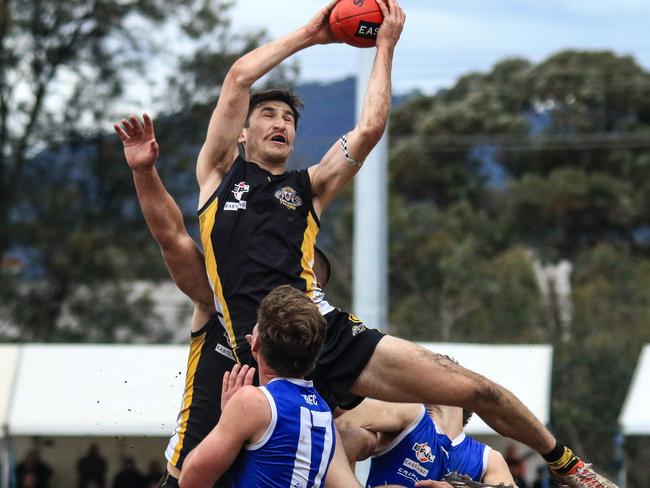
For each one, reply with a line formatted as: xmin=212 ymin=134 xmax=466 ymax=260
xmin=329 ymin=0 xmax=384 ymax=48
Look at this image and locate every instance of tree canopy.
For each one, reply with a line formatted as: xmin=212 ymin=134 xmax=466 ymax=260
xmin=0 ymin=0 xmax=277 ymax=341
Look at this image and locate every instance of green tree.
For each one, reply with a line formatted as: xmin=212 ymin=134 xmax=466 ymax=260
xmin=385 ymin=50 xmax=650 ymax=474
xmin=0 ymin=0 xmax=271 ymax=341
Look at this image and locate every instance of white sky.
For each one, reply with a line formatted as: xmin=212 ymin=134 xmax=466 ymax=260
xmin=228 ymin=0 xmax=650 ymax=94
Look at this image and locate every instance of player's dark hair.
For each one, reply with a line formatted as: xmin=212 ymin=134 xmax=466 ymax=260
xmin=257 ymin=285 xmax=326 ymax=378
xmin=247 ymin=89 xmax=304 ymax=129
xmin=462 ymin=408 xmax=474 ymax=427
xmin=313 ymin=246 xmax=332 ymax=289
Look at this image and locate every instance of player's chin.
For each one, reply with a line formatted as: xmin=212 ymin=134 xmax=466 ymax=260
xmin=265 ymin=147 xmax=292 ymax=164
xmin=268 ymin=144 xmax=292 ymax=157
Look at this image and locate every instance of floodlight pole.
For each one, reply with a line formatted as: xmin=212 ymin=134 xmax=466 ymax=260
xmin=352 ymin=48 xmax=388 ymax=333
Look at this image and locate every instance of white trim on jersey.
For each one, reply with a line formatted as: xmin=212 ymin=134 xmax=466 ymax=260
xmin=450 ymin=432 xmax=466 ymax=447
xmin=245 ymin=386 xmax=278 ymax=451
xmin=268 ymin=377 xmax=315 ymax=388
xmin=480 ymin=445 xmax=491 ymax=481
xmin=372 ymin=405 xmax=427 ymax=457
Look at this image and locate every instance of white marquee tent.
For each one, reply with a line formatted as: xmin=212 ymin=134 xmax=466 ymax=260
xmin=0 ymin=343 xmax=552 ymax=487
xmin=619 ymin=344 xmax=650 ymax=435
xmin=420 ymin=343 xmax=553 ymax=435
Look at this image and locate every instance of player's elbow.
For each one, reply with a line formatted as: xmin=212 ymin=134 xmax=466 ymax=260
xmin=358 ymin=118 xmax=386 ymax=146
xmin=227 ymin=59 xmax=256 ymax=88
xmin=179 ymin=455 xmax=212 ymax=488
xmin=155 ymin=229 xmax=181 ymax=251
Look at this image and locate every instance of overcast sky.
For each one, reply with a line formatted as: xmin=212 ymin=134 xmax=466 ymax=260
xmin=227 ymin=0 xmax=650 ymax=94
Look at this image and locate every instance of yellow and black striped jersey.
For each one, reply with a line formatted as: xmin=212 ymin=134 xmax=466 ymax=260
xmin=165 ymin=315 xmax=236 ymax=470
xmin=198 ymin=156 xmax=327 ymax=366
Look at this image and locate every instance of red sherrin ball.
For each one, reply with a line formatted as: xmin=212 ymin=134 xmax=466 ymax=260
xmin=329 ymin=0 xmax=384 ymax=48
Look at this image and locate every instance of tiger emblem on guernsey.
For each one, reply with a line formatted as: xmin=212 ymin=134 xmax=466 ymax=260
xmin=274 ymin=186 xmax=303 ymax=210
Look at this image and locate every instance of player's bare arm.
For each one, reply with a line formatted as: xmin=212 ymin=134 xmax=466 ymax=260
xmin=197 ymin=0 xmax=342 ymax=208
xmin=483 ymin=450 xmax=517 ymax=486
xmin=178 ymin=386 xmax=270 ymax=488
xmin=309 ymin=0 xmax=405 ymax=215
xmin=414 ymin=481 xmax=453 ymax=488
xmin=115 ymin=114 xmax=215 ymax=330
xmin=336 ymin=398 xmax=419 ymax=435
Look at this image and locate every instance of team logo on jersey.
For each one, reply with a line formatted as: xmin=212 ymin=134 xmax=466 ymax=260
xmin=224 ymin=182 xmax=250 ymax=211
xmin=412 ymin=442 xmax=435 ymax=463
xmin=351 ymin=323 xmax=366 ymax=336
xmin=232 ymin=181 xmax=250 ymax=201
xmin=348 ymin=313 xmax=367 ymax=336
xmin=274 ymin=186 xmax=302 ymax=210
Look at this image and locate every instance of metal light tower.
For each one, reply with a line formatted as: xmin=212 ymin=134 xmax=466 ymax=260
xmin=352 ymin=48 xmax=388 ymax=332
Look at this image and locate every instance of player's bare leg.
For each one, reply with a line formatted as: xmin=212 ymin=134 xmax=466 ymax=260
xmin=350 ymin=336 xmax=555 ymax=453
xmin=349 ymin=336 xmax=618 ymax=488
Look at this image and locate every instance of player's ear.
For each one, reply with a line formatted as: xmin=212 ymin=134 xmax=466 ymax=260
xmin=238 ymin=128 xmax=247 ymax=144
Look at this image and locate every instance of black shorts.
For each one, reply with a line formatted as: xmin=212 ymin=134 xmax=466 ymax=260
xmin=310 ymin=308 xmax=385 ymax=411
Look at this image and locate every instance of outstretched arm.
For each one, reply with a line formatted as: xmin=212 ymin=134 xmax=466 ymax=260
xmin=114 ymin=114 xmax=215 ymax=330
xmin=196 ymin=1 xmax=341 ymax=207
xmin=336 ymin=398 xmax=420 ymax=435
xmin=309 ymin=0 xmax=405 ymax=215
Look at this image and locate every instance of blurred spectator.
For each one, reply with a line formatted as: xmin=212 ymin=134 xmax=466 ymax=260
xmin=16 ymin=449 xmax=53 ymax=488
xmin=112 ymin=457 xmax=144 ymax=488
xmin=505 ymin=444 xmax=529 ymax=488
xmin=77 ymin=443 xmax=108 ymax=488
xmin=143 ymin=460 xmax=164 ymax=488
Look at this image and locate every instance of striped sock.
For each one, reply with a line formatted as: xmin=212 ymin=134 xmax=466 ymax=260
xmin=544 ymin=444 xmax=579 ymax=473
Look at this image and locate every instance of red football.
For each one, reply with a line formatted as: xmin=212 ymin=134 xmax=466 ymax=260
xmin=329 ymin=0 xmax=384 ymax=48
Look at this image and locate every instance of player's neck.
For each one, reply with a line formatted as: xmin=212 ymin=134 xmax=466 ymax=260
xmin=258 ymin=362 xmax=306 ymax=386
xmin=254 ymin=159 xmax=287 ymax=175
xmin=257 ymin=360 xmax=280 ymax=385
xmin=244 ymin=151 xmax=288 ymax=175
xmin=429 ymin=404 xmax=464 ymax=439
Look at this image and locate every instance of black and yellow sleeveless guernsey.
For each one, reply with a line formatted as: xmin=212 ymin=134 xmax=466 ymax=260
xmin=198 ymin=156 xmax=334 ymax=367
xmin=164 ymin=315 xmax=236 ymax=476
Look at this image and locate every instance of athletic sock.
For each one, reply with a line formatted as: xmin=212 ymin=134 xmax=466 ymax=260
xmin=543 ymin=442 xmax=579 ymax=473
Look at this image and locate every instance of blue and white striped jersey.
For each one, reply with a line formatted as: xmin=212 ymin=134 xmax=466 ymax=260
xmin=231 ymin=378 xmax=335 ymax=488
xmin=366 ymin=405 xmax=452 ymax=487
xmin=446 ymin=432 xmax=490 ymax=482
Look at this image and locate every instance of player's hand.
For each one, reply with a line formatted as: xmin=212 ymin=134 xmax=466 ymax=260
xmin=221 ymin=364 xmax=256 ymax=410
xmin=114 ymin=113 xmax=159 ymax=173
xmin=305 ymin=0 xmax=341 ymax=45
xmin=375 ymin=0 xmax=405 ymax=50
xmin=414 ymin=481 xmax=453 ymax=488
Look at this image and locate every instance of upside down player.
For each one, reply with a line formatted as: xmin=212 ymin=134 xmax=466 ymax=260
xmin=182 ymin=0 xmax=617 ymax=485
xmin=336 ymin=398 xmax=516 ymax=487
